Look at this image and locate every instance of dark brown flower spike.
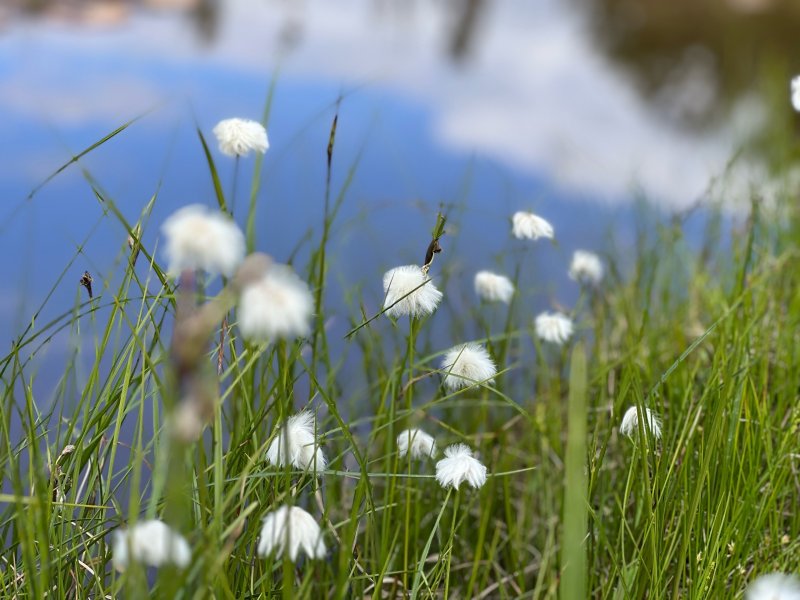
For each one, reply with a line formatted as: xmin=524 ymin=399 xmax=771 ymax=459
xmin=423 ymin=239 xmax=442 ymax=269
xmin=422 ymin=212 xmax=447 ymax=273
xmin=79 ymin=271 xmax=93 ymax=299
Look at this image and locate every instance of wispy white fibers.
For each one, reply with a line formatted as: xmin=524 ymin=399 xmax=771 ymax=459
xmin=213 ymin=118 xmax=269 ymax=157
xmin=257 ymin=506 xmax=327 ymax=561
xmin=474 ymin=270 xmax=514 ymax=304
xmin=435 ymin=444 xmax=487 ymax=490
xmin=112 ymin=520 xmax=191 ymax=571
xmin=382 ymin=265 xmax=442 ymax=318
xmin=745 ymin=573 xmax=800 ymax=600
xmin=441 ymin=343 xmax=497 ymax=390
xmin=161 ymin=204 xmax=245 ymax=277
xmin=511 ymin=211 xmax=554 ymax=241
xmin=534 ymin=311 xmax=574 ymax=345
xmin=266 ymin=412 xmax=327 ymax=474
xmin=397 ymin=429 xmax=437 ymax=459
xmin=619 ymin=406 xmax=662 ymax=441
xmin=238 ymin=264 xmax=314 ymax=343
xmin=792 ymin=77 xmax=800 ymax=112
xmin=568 ymin=250 xmax=604 ymax=286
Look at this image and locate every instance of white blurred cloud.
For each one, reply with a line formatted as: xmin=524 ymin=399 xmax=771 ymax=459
xmin=0 ymin=0 xmax=761 ymax=209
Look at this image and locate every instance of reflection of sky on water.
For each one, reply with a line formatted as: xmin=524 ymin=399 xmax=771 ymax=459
xmin=0 ymin=0 xmax=742 ymax=405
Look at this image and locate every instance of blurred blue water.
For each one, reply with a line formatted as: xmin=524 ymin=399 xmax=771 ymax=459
xmin=0 ymin=2 xmax=738 ymax=451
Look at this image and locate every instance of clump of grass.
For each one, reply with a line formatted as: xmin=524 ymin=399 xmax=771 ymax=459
xmin=1 ymin=97 xmax=799 ymax=600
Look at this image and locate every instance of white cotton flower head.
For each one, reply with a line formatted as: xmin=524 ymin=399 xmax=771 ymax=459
xmin=161 ymin=204 xmax=245 ymax=278
xmin=534 ymin=311 xmax=574 ymax=345
xmin=620 ymin=406 xmax=662 ymax=441
xmin=212 ymin=118 xmax=269 ymax=157
xmin=238 ymin=264 xmax=314 ymax=343
xmin=512 ymin=211 xmax=554 ymax=241
xmin=382 ymin=265 xmax=443 ymax=319
xmin=792 ymin=76 xmax=800 ymax=113
xmin=112 ymin=520 xmax=191 ymax=571
xmin=257 ymin=506 xmax=326 ymax=562
xmin=746 ymin=573 xmax=800 ymax=600
xmin=397 ymin=429 xmax=437 ymax=459
xmin=435 ymin=444 xmax=487 ymax=490
xmin=569 ymin=250 xmax=604 ymax=286
xmin=474 ymin=271 xmax=514 ymax=304
xmin=441 ymin=343 xmax=497 ymax=390
xmin=266 ymin=412 xmax=327 ymax=474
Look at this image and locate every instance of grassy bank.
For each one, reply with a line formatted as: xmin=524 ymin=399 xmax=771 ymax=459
xmin=1 ymin=108 xmax=799 ymax=599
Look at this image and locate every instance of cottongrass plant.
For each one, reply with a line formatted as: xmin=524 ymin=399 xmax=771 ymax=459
xmin=474 ymin=270 xmax=515 ymax=303
xmin=511 ymin=210 xmax=554 ymax=240
xmin=568 ymin=250 xmax=604 ymax=286
xmin=620 ymin=406 xmax=662 ymax=441
xmin=257 ymin=506 xmax=327 ymax=561
xmin=237 ymin=263 xmax=314 ymax=342
xmin=534 ymin=311 xmax=574 ymax=345
xmin=10 ymin=96 xmax=800 ymax=599
xmin=792 ymin=76 xmax=800 ymax=112
xmin=266 ymin=412 xmax=327 ymax=474
xmin=382 ymin=264 xmax=442 ymax=318
xmin=112 ymin=520 xmax=191 ymax=571
xmin=397 ymin=428 xmax=437 ymax=459
xmin=745 ymin=573 xmax=800 ymax=600
xmin=161 ymin=204 xmax=245 ymax=277
xmin=213 ymin=117 xmax=269 ymax=157
xmin=435 ymin=444 xmax=488 ymax=489
xmin=440 ymin=342 xmax=497 ymax=390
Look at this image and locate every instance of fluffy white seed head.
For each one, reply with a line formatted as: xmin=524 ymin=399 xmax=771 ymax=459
xmin=397 ymin=428 xmax=437 ymax=459
xmin=161 ymin=204 xmax=245 ymax=278
xmin=474 ymin=271 xmax=514 ymax=304
xmin=534 ymin=311 xmax=574 ymax=345
xmin=435 ymin=444 xmax=487 ymax=490
xmin=257 ymin=506 xmax=326 ymax=562
xmin=441 ymin=343 xmax=497 ymax=390
xmin=238 ymin=264 xmax=314 ymax=343
xmin=213 ymin=118 xmax=269 ymax=157
xmin=620 ymin=406 xmax=662 ymax=441
xmin=746 ymin=573 xmax=800 ymax=600
xmin=512 ymin=211 xmax=554 ymax=241
xmin=569 ymin=250 xmax=604 ymax=286
xmin=112 ymin=520 xmax=191 ymax=571
xmin=792 ymin=77 xmax=800 ymax=113
xmin=266 ymin=412 xmax=327 ymax=474
xmin=382 ymin=265 xmax=443 ymax=319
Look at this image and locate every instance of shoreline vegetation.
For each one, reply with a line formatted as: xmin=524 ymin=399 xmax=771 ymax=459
xmin=1 ymin=101 xmax=799 ymax=599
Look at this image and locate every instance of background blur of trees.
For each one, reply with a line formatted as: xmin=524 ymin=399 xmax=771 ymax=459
xmin=5 ymin=0 xmax=799 ymax=162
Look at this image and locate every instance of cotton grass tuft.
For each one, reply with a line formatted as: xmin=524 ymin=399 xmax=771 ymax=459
xmin=569 ymin=250 xmax=604 ymax=286
xmin=397 ymin=428 xmax=437 ymax=459
xmin=474 ymin=270 xmax=514 ymax=303
xmin=620 ymin=406 xmax=662 ymax=441
xmin=382 ymin=265 xmax=442 ymax=319
xmin=534 ymin=311 xmax=573 ymax=345
xmin=257 ymin=506 xmax=327 ymax=561
xmin=512 ymin=211 xmax=554 ymax=241
xmin=745 ymin=573 xmax=800 ymax=600
xmin=112 ymin=520 xmax=191 ymax=571
xmin=161 ymin=204 xmax=245 ymax=278
xmin=792 ymin=77 xmax=800 ymax=113
xmin=435 ymin=444 xmax=487 ymax=490
xmin=213 ymin=118 xmax=269 ymax=157
xmin=440 ymin=343 xmax=497 ymax=390
xmin=238 ymin=264 xmax=314 ymax=343
xmin=266 ymin=412 xmax=327 ymax=475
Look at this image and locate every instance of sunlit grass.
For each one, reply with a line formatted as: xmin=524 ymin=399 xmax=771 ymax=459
xmin=1 ymin=100 xmax=799 ymax=600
